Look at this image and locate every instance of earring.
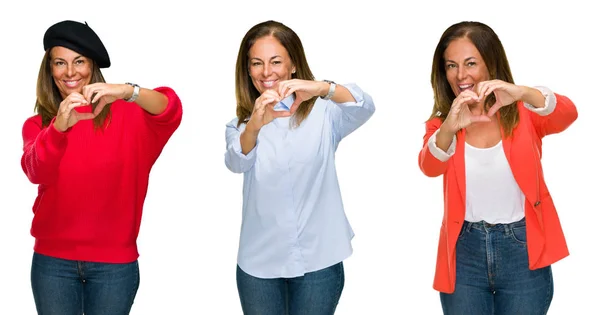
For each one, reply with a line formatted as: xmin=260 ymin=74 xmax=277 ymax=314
xmin=292 ymin=69 xmax=296 ymax=74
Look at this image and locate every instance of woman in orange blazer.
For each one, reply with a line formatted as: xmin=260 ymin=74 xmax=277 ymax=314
xmin=418 ymin=21 xmax=577 ymax=315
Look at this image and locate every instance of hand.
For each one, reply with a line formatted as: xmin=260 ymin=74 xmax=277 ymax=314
xmin=440 ymin=89 xmax=491 ymax=135
xmin=82 ymin=83 xmax=130 ymax=116
xmin=246 ymin=89 xmax=291 ymax=131
xmin=278 ymin=79 xmax=328 ymax=114
xmin=477 ymin=80 xmax=523 ymax=117
xmin=53 ymin=92 xmax=95 ymax=132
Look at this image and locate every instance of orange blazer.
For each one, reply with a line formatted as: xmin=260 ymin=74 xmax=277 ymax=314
xmin=418 ymin=93 xmax=578 ymax=294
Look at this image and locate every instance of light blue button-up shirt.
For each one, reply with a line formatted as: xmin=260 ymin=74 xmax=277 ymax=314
xmin=225 ymin=83 xmax=375 ymax=278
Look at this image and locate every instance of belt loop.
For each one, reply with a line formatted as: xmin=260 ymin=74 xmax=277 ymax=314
xmin=466 ymin=221 xmax=473 ymax=233
xmin=504 ymin=223 xmax=510 ymax=235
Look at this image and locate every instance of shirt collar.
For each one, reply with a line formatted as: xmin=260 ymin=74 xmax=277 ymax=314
xmin=273 ymin=93 xmax=295 ymax=111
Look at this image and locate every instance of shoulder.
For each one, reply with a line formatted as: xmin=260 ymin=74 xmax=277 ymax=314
xmin=226 ymin=117 xmax=243 ymax=129
xmin=23 ymin=114 xmax=43 ymax=128
xmin=425 ymin=117 xmax=443 ymax=130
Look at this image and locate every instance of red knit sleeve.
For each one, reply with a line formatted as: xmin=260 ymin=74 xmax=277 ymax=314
xmin=142 ymin=86 xmax=183 ymax=145
xmin=21 ymin=116 xmax=69 ymax=184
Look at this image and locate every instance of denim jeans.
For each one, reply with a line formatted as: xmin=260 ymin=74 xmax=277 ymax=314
xmin=236 ymin=262 xmax=345 ymax=315
xmin=31 ymin=252 xmax=140 ymax=315
xmin=440 ymin=218 xmax=553 ymax=315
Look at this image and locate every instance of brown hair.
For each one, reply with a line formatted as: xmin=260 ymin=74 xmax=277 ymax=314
xmin=429 ymin=21 xmax=519 ymax=136
xmin=235 ymin=20 xmax=316 ymax=128
xmin=34 ymin=49 xmax=111 ymax=128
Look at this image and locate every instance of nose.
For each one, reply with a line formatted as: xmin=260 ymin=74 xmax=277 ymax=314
xmin=262 ymin=63 xmax=272 ymax=77
xmin=457 ymin=65 xmax=467 ymax=81
xmin=66 ymin=63 xmax=76 ymax=77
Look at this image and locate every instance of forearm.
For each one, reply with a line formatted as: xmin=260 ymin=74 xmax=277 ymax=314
xmin=240 ymin=125 xmax=259 ymax=155
xmin=520 ymin=86 xmax=546 ymax=109
xmin=436 ymin=124 xmax=456 ymax=152
xmin=128 ymin=86 xmax=169 ymax=115
xmin=319 ymin=82 xmax=356 ymax=103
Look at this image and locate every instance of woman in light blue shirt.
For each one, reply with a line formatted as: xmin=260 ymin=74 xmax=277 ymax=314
xmin=225 ymin=20 xmax=375 ymax=315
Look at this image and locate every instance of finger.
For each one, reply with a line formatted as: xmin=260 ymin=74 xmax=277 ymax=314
xmin=289 ymin=97 xmax=303 ymax=114
xmin=60 ymin=94 xmax=85 ymax=108
xmin=81 ymin=85 xmax=94 ymax=102
xmin=93 ymin=99 xmax=109 ymax=116
xmin=265 ymin=89 xmax=282 ymax=100
xmin=91 ymin=90 xmax=107 ymax=104
xmin=487 ymin=97 xmax=503 ymax=117
xmin=278 ymin=81 xmax=289 ymax=98
xmin=453 ymin=93 xmax=477 ymax=108
xmin=284 ymin=85 xmax=300 ymax=98
xmin=63 ymin=102 xmax=91 ymax=115
xmin=261 ymin=97 xmax=277 ymax=106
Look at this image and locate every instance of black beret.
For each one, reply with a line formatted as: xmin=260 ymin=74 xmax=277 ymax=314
xmin=43 ymin=20 xmax=110 ymax=68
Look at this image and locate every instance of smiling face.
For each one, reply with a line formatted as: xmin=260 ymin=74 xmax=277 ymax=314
xmin=443 ymin=37 xmax=490 ymax=97
xmin=248 ymin=35 xmax=296 ymax=94
xmin=50 ymin=46 xmax=92 ymax=99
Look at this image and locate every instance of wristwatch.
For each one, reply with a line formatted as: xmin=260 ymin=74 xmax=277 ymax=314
xmin=124 ymin=82 xmax=140 ymax=102
xmin=322 ymin=80 xmax=336 ymax=100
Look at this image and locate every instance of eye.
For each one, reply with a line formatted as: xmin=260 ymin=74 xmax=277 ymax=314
xmin=54 ymin=61 xmax=65 ymax=66
xmin=446 ymin=63 xmax=456 ymax=69
xmin=272 ymin=60 xmax=281 ymax=65
xmin=75 ymin=59 xmax=85 ymax=65
xmin=467 ymin=61 xmax=476 ymax=67
xmin=250 ymin=62 xmax=262 ymax=67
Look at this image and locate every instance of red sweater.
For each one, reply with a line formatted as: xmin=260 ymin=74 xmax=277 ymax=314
xmin=21 ymin=87 xmax=182 ymax=263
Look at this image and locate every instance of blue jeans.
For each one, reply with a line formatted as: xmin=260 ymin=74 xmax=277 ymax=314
xmin=440 ymin=218 xmax=553 ymax=315
xmin=31 ymin=252 xmax=140 ymax=315
xmin=236 ymin=262 xmax=345 ymax=315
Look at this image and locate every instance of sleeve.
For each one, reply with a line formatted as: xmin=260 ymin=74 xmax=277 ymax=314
xmin=224 ymin=119 xmax=258 ymax=174
xmin=525 ymin=86 xmax=578 ymax=138
xmin=21 ymin=117 xmax=68 ymax=185
xmin=418 ymin=118 xmax=453 ymax=178
xmin=329 ymin=83 xmax=376 ymax=144
xmin=142 ymin=86 xmax=183 ymax=145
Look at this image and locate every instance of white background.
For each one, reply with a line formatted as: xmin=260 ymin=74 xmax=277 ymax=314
xmin=1 ymin=0 xmax=597 ymax=314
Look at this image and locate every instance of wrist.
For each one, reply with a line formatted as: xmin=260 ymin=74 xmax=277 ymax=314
xmin=518 ymin=85 xmax=529 ymax=101
xmin=123 ymin=84 xmax=134 ymax=100
xmin=439 ymin=122 xmax=457 ymax=137
xmin=319 ymin=81 xmax=330 ymax=98
xmin=124 ymin=83 xmax=140 ymax=102
xmin=245 ymin=122 xmax=261 ymax=135
xmin=53 ymin=120 xmax=67 ymax=133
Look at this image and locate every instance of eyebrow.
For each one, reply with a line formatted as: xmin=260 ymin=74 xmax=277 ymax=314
xmin=52 ymin=55 xmax=84 ymax=62
xmin=445 ymin=56 xmax=476 ymax=63
xmin=250 ymin=55 xmax=282 ymax=62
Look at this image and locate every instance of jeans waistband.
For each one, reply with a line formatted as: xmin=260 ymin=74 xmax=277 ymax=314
xmin=463 ymin=217 xmax=525 ymax=232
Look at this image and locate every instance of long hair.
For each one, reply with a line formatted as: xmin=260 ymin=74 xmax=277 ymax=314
xmin=35 ymin=49 xmax=111 ymax=128
xmin=235 ymin=20 xmax=316 ymax=128
xmin=429 ymin=21 xmax=519 ymax=136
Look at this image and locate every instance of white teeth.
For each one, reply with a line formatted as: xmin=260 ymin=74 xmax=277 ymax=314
xmin=263 ymin=81 xmax=275 ymax=87
xmin=64 ymin=80 xmax=79 ymax=87
xmin=459 ymin=84 xmax=473 ymax=89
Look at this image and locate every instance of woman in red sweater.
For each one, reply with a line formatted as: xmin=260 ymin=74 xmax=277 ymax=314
xmin=21 ymin=20 xmax=182 ymax=314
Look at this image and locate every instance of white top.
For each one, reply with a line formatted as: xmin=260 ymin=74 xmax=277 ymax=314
xmin=464 ymin=141 xmax=525 ymax=223
xmin=426 ymin=86 xmax=557 ymax=224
